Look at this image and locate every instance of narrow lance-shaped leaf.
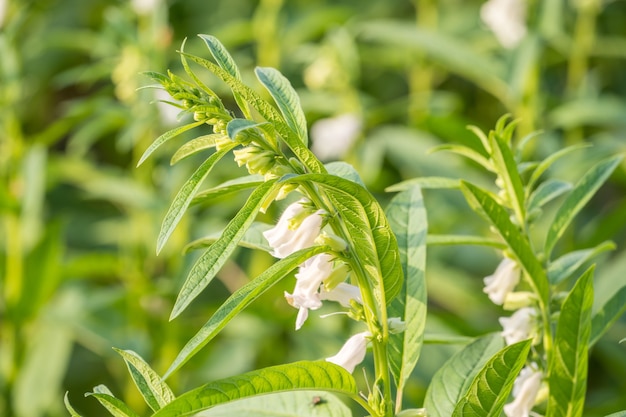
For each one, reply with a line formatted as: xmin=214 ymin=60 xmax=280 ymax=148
xmin=423 ymin=333 xmax=505 ymax=417
xmin=192 ymin=175 xmax=264 ymax=206
xmin=170 ymin=179 xmax=278 ymax=319
xmin=590 ymin=285 xmax=626 ymax=346
xmin=527 ymin=179 xmax=572 ymax=214
xmin=426 ymin=234 xmax=506 ymax=249
xmin=489 ymin=131 xmax=526 ymax=226
xmin=545 ymin=155 xmax=622 ymax=259
xmin=165 ymin=245 xmax=330 ymax=377
xmin=526 ymin=143 xmax=590 ymax=192
xmin=156 ymin=361 xmax=359 ymax=417
xmin=137 ymin=120 xmax=205 ymax=167
xmin=385 ymin=176 xmax=461 ymax=192
xmin=157 ymin=142 xmax=238 ymax=254
xmin=113 ymin=349 xmax=175 ymax=411
xmin=181 ymin=52 xmax=325 ymax=174
xmin=170 ymin=134 xmax=225 ymax=165
xmin=546 ymin=266 xmax=594 ymax=417
xmin=64 ymin=393 xmax=83 ymax=417
xmin=461 ymin=181 xmax=549 ymax=308
xmin=548 ymin=241 xmax=615 ymax=285
xmin=255 ymin=67 xmax=309 ymax=146
xmin=386 ymin=186 xmax=428 ymax=398
xmin=86 ymin=385 xmax=140 ymax=417
xmin=452 ymin=340 xmax=531 ymax=417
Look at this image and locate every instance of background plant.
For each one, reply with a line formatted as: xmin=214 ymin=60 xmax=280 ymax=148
xmin=1 ymin=0 xmax=626 ymax=416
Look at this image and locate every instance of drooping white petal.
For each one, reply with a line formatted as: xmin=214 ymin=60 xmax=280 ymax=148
xmin=484 ymin=257 xmax=521 ymax=305
xmin=326 ymin=331 xmax=371 ymax=373
xmin=504 ymin=364 xmax=543 ymax=417
xmin=499 ymin=307 xmax=537 ymax=345
xmin=263 ymin=200 xmax=325 ymax=258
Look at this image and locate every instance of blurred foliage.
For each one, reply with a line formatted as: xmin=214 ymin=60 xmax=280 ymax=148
xmin=0 ymin=0 xmax=625 ymax=416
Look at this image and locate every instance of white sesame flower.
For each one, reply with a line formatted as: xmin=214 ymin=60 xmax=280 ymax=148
xmin=311 ymin=114 xmax=362 ymax=161
xmin=320 ymin=282 xmax=362 ymax=307
xmin=326 ymin=331 xmax=371 ymax=373
xmin=263 ymin=200 xmax=325 ymax=258
xmin=131 ymin=0 xmax=159 ymax=15
xmin=480 ymin=0 xmax=527 ymax=49
xmin=499 ymin=307 xmax=537 ymax=345
xmin=504 ymin=364 xmax=543 ymax=417
xmin=484 ymin=257 xmax=521 ymax=305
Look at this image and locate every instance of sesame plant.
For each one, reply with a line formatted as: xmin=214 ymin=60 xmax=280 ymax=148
xmin=64 ymin=36 xmax=625 ymax=417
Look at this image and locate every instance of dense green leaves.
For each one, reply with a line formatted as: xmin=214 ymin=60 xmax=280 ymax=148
xmin=170 ymin=179 xmax=278 ymax=319
xmin=165 ymin=245 xmax=330 ymax=377
xmin=547 ymin=267 xmax=594 ymax=417
xmin=452 ymin=340 xmax=531 ymax=417
xmin=424 ymin=334 xmax=505 ymax=417
xmin=386 ymin=186 xmax=428 ymax=396
xmin=156 ymin=361 xmax=358 ymax=417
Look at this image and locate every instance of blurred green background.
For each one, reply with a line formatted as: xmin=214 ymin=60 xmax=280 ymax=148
xmin=1 ymin=0 xmax=625 ymax=416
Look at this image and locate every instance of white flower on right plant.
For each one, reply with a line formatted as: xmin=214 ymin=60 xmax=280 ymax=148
xmin=480 ymin=0 xmax=527 ymax=49
xmin=311 ymin=114 xmax=362 ymax=161
xmin=326 ymin=331 xmax=371 ymax=373
xmin=483 ymin=257 xmax=521 ymax=305
xmin=504 ymin=364 xmax=543 ymax=417
xmin=499 ymin=307 xmax=537 ymax=345
xmin=263 ymin=200 xmax=324 ymax=258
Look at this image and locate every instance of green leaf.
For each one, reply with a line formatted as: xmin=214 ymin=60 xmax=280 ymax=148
xmin=546 ymin=267 xmax=594 ymax=417
xmin=385 ymin=176 xmax=461 ymax=192
xmin=86 ymin=385 xmax=140 ymax=417
xmin=548 ymin=241 xmax=615 ymax=285
xmin=64 ymin=393 xmax=83 ymax=417
xmin=452 ymin=340 xmax=531 ymax=417
xmin=604 ymin=412 xmax=626 ymax=417
xmin=170 ymin=134 xmax=225 ymax=165
xmin=489 ymin=131 xmax=526 ymax=225
xmin=325 ymin=161 xmax=365 ymax=186
xmin=428 ymin=144 xmax=492 ymax=171
xmin=527 ymin=179 xmax=572 ymax=213
xmin=526 ymin=144 xmax=590 ymax=192
xmin=197 ymin=390 xmax=352 ymax=417
xmin=182 ymin=53 xmax=325 ymax=174
xmin=423 ymin=334 xmax=505 ymax=417
xmin=156 ymin=361 xmax=359 ymax=417
xmin=113 ymin=349 xmax=175 ymax=411
xmin=170 ymin=179 xmax=278 ymax=319
xmin=192 ymin=175 xmax=264 ymax=206
xmin=426 ymin=234 xmax=506 ymax=249
xmin=226 ymin=118 xmax=268 ymax=140
xmin=157 ymin=143 xmax=238 ymax=254
xmin=255 ymin=67 xmax=309 ymax=146
xmin=285 ymin=174 xmax=404 ymax=309
xmin=183 ymin=222 xmax=272 ymax=254
xmin=590 ymin=285 xmax=626 ymax=346
xmin=137 ymin=121 xmax=205 ymax=167
xmin=544 ymin=156 xmax=622 ymax=259
xmin=386 ymin=186 xmax=428 ymax=396
xmin=461 ymin=181 xmax=549 ymax=308
xmin=423 ymin=334 xmax=475 ymax=345
xmin=165 ymin=245 xmax=329 ymax=377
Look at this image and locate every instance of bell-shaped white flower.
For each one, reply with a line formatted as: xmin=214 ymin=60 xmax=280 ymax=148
xmin=480 ymin=0 xmax=527 ymax=49
xmin=504 ymin=364 xmax=543 ymax=417
xmin=499 ymin=307 xmax=537 ymax=345
xmin=320 ymin=282 xmax=362 ymax=307
xmin=311 ymin=114 xmax=362 ymax=161
xmin=484 ymin=257 xmax=521 ymax=305
xmin=263 ymin=200 xmax=324 ymax=258
xmin=326 ymin=331 xmax=371 ymax=373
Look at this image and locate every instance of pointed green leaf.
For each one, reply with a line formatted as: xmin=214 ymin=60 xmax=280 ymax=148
xmin=605 ymin=411 xmax=626 ymax=417
xmin=164 ymin=245 xmax=329 ymax=377
xmin=527 ymin=179 xmax=572 ymax=213
xmin=170 ymin=134 xmax=225 ymax=165
xmin=182 ymin=52 xmax=325 ymax=174
xmin=198 ymin=390 xmax=352 ymax=417
xmin=386 ymin=186 xmax=428 ymax=394
xmin=170 ymin=179 xmax=278 ymax=319
xmin=157 ymin=143 xmax=238 ymax=254
xmin=325 ymin=161 xmax=365 ymax=186
xmin=192 ymin=175 xmax=264 ymax=206
xmin=114 ymin=349 xmax=175 ymax=411
xmin=157 ymin=361 xmax=358 ymax=417
xmin=198 ymin=34 xmax=241 ymax=79
xmin=527 ymin=144 xmax=590 ymax=191
xmin=489 ymin=132 xmax=526 ymax=225
xmin=428 ymin=145 xmax=492 ymax=171
xmin=183 ymin=222 xmax=272 ymax=254
xmin=137 ymin=121 xmax=205 ymax=167
xmin=226 ymin=118 xmax=268 ymax=140
xmin=255 ymin=67 xmax=309 ymax=146
xmin=461 ymin=181 xmax=549 ymax=308
xmin=545 ymin=156 xmax=622 ymax=258
xmin=64 ymin=392 xmax=83 ymax=417
xmin=385 ymin=177 xmax=461 ymax=192
xmin=546 ymin=267 xmax=594 ymax=417
xmin=590 ymin=285 xmax=626 ymax=346
xmin=426 ymin=234 xmax=506 ymax=249
xmin=86 ymin=386 xmax=140 ymax=417
xmin=548 ymin=241 xmax=615 ymax=285
xmin=423 ymin=334 xmax=475 ymax=344
xmin=285 ymin=173 xmax=404 ymax=309
xmin=423 ymin=334 xmax=505 ymax=417
xmin=452 ymin=340 xmax=531 ymax=417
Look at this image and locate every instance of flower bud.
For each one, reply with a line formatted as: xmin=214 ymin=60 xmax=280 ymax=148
xmin=326 ymin=331 xmax=371 ymax=374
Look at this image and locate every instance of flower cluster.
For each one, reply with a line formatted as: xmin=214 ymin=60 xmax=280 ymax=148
xmin=483 ymin=256 xmax=543 ymax=416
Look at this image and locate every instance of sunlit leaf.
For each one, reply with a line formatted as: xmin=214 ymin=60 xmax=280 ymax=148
xmin=137 ymin=121 xmax=205 ymax=167
xmin=170 ymin=134 xmax=225 ymax=165
xmin=452 ymin=340 xmax=531 ymax=417
xmin=489 ymin=130 xmax=526 ymax=225
xmin=546 ymin=267 xmax=594 ymax=417
xmin=165 ymin=245 xmax=329 ymax=377
xmin=64 ymin=393 xmax=83 ymax=417
xmin=86 ymin=385 xmax=140 ymax=417
xmin=545 ymin=156 xmax=622 ymax=258
xmin=590 ymin=285 xmax=626 ymax=346
xmin=183 ymin=222 xmax=272 ymax=254
xmin=192 ymin=175 xmax=264 ymax=206
xmin=548 ymin=241 xmax=615 ymax=285
xmin=527 ymin=179 xmax=572 ymax=213
xmin=526 ymin=144 xmax=590 ymax=192
xmin=426 ymin=234 xmax=506 ymax=249
xmin=428 ymin=144 xmax=492 ymax=171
